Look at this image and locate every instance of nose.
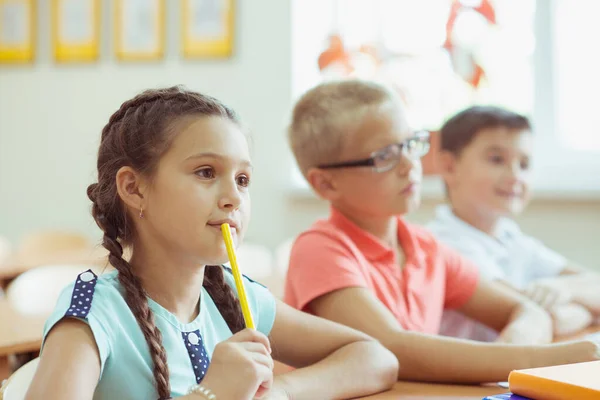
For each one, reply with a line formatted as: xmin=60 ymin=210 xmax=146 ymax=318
xmin=217 ymin=179 xmax=242 ymax=211
xmin=506 ymin=161 xmax=526 ymax=182
xmin=395 ymin=152 xmax=419 ymax=177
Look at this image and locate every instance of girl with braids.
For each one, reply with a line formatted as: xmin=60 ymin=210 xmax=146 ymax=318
xmin=25 ymin=86 xmax=398 ymax=400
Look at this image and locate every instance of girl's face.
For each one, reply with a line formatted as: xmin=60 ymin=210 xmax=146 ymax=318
xmin=139 ymin=116 xmax=252 ymax=265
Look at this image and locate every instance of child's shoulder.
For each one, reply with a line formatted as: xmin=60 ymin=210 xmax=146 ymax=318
xmin=495 ymin=217 xmax=525 ymax=239
xmin=293 ymin=217 xmax=352 ymax=245
xmin=63 ymin=268 xmax=121 ymax=299
xmin=293 ymin=216 xmax=442 ymax=256
xmin=426 ymin=205 xmax=497 ymax=250
xmin=48 ymin=269 xmax=125 ymax=327
xmin=42 ymin=269 xmax=123 ymax=351
xmin=426 ymin=205 xmax=469 ymax=236
xmin=285 ymin=217 xmax=374 ymax=273
xmin=403 ymin=218 xmax=436 ymax=237
xmin=400 ymin=218 xmax=441 ymax=248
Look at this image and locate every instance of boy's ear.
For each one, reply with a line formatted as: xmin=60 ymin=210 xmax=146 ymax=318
xmin=306 ymin=168 xmax=340 ymax=201
xmin=437 ymin=150 xmax=458 ymax=185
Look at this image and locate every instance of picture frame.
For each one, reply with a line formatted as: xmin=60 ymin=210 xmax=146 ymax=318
xmin=52 ymin=0 xmax=100 ymax=62
xmin=0 ymin=0 xmax=35 ymax=63
xmin=181 ymin=0 xmax=234 ymax=59
xmin=114 ymin=0 xmax=165 ymax=61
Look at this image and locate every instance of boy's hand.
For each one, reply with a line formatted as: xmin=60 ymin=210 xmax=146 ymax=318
xmin=525 ymin=278 xmax=572 ymax=310
xmin=537 ymin=340 xmax=600 ymax=366
xmin=496 ymin=320 xmax=552 ymax=345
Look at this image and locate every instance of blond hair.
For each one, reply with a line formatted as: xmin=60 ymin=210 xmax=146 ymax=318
xmin=288 ymin=79 xmax=398 ymax=176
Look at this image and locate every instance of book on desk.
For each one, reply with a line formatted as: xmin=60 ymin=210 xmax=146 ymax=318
xmin=484 ymin=360 xmax=600 ymax=400
xmin=483 ymin=394 xmax=531 ymax=400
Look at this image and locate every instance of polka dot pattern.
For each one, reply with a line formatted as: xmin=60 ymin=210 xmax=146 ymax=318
xmin=64 ymin=269 xmax=98 ymax=319
xmin=181 ymin=330 xmax=210 ymax=384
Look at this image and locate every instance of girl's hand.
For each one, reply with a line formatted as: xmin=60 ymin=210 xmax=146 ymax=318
xmin=255 ymin=378 xmax=292 ymax=400
xmin=201 ymin=329 xmax=274 ymax=400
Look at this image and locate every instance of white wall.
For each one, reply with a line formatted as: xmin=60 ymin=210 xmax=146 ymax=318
xmin=1 ymin=0 xmax=599 ymax=270
xmin=0 ymin=0 xmax=294 ymax=248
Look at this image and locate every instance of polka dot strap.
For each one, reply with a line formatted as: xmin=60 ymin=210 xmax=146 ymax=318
xmin=64 ymin=269 xmax=98 ymax=319
xmin=181 ymin=330 xmax=210 ymax=384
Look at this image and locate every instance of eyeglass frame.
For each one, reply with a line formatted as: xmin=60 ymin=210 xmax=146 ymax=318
xmin=316 ymin=130 xmax=431 ymax=173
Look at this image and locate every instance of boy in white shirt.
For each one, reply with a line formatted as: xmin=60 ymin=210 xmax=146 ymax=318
xmin=427 ymin=106 xmax=600 ymax=341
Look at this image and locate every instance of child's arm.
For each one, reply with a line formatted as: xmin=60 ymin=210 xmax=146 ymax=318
xmin=309 ymin=286 xmax=600 ymax=384
xmin=268 ymin=300 xmax=398 ymax=400
xmin=551 ymin=303 xmax=594 ymax=336
xmin=495 ymin=279 xmax=593 ymax=337
xmin=26 ymin=319 xmax=101 ymax=400
xmin=27 ymin=319 xmax=278 ymax=400
xmin=459 ymin=280 xmax=553 ymax=345
xmin=438 ymin=241 xmax=552 ymax=344
xmin=525 ymin=267 xmax=600 ymax=314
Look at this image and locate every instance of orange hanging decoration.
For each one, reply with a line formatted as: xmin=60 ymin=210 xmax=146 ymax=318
xmin=444 ymin=0 xmax=497 ymax=88
xmin=318 ymin=34 xmax=354 ymax=75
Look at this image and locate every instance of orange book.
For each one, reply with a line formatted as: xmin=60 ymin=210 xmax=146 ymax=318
xmin=508 ymin=361 xmax=600 ymax=400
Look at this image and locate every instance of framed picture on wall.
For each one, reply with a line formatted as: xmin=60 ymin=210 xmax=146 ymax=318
xmin=115 ymin=0 xmax=165 ymax=61
xmin=181 ymin=0 xmax=234 ymax=59
xmin=52 ymin=0 xmax=100 ymax=62
xmin=0 ymin=0 xmax=35 ymax=63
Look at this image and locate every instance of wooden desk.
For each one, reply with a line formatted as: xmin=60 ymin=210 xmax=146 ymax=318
xmin=362 ymin=381 xmax=505 ymax=399
xmin=0 ymin=300 xmax=47 ymax=357
xmin=360 ymin=327 xmax=600 ymax=399
xmin=0 ymin=247 xmax=109 ymax=282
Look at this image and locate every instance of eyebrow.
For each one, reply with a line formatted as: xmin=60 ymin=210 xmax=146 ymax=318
xmin=485 ymin=145 xmax=509 ymax=153
xmin=485 ymin=145 xmax=530 ymax=158
xmin=185 ymin=152 xmax=253 ymax=169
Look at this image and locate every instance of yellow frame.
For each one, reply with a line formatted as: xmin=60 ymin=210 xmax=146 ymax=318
xmin=115 ymin=0 xmax=165 ymax=61
xmin=52 ymin=0 xmax=100 ymax=62
xmin=181 ymin=0 xmax=234 ymax=59
xmin=0 ymin=0 xmax=35 ymax=63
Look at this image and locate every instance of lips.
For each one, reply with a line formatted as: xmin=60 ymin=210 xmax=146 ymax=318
xmin=495 ymin=189 xmax=522 ymax=197
xmin=207 ymin=219 xmax=239 ymax=231
xmin=401 ymin=182 xmax=419 ymax=194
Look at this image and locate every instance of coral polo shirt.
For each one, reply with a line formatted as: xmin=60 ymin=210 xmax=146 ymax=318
xmin=284 ymin=208 xmax=480 ymax=334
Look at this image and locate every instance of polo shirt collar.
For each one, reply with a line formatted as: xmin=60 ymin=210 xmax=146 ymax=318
xmin=329 ymin=207 xmax=423 ymax=265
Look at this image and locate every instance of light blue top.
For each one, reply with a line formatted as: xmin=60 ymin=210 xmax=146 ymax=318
xmin=427 ymin=205 xmax=567 ymax=342
xmin=42 ymin=267 xmax=277 ymax=399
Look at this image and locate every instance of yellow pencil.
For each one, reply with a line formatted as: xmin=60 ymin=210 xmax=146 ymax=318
xmin=221 ymin=223 xmax=255 ymax=330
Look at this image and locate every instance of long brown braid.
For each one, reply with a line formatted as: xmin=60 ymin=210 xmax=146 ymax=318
xmin=87 ymin=86 xmax=245 ymax=399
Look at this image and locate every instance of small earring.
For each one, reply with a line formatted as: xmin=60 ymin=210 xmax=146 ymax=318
xmin=139 ymin=206 xmax=144 ymax=219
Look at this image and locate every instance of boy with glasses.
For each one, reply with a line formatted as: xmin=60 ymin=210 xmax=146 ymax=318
xmin=283 ymin=80 xmax=600 ymax=383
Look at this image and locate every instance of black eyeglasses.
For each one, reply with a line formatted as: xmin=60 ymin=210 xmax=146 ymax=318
xmin=318 ymin=131 xmax=430 ymax=173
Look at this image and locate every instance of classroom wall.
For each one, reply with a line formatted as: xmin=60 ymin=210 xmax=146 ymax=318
xmin=1 ymin=0 xmax=599 ymax=270
xmin=0 ymin=0 xmax=295 ymax=249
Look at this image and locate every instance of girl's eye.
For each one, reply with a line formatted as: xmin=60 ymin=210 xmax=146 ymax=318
xmin=237 ymin=175 xmax=250 ymax=187
xmin=521 ymin=159 xmax=530 ymax=170
xmin=195 ymin=167 xmax=215 ymax=179
xmin=488 ymin=154 xmax=504 ymax=165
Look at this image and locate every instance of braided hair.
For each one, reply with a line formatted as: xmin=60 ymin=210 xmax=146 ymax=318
xmin=86 ymin=86 xmax=245 ymax=399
